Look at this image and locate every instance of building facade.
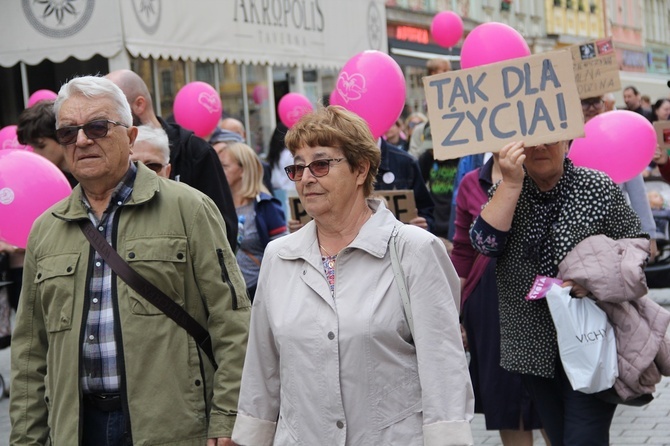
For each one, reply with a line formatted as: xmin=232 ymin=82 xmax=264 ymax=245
xmin=0 ymin=0 xmax=386 ymax=152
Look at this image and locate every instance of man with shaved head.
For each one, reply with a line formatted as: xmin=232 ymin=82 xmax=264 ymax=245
xmin=106 ymin=70 xmax=238 ymax=249
xmin=219 ymin=117 xmax=246 ymax=139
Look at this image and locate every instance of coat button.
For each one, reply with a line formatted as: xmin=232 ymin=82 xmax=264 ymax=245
xmin=177 ymin=252 xmax=184 ymax=260
xmin=36 ymin=273 xmax=42 ymax=279
xmin=336 ymin=420 xmax=344 ymax=429
xmin=66 ymin=266 xmax=72 ymax=272
xmin=195 ymin=380 xmax=201 ymax=387
xmin=302 ymin=270 xmax=306 ymax=275
xmin=128 ymin=252 xmax=135 ymax=259
xmin=328 ymin=331 xmax=335 ymax=340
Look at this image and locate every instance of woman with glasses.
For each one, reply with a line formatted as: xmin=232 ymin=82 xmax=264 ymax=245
xmin=217 ymin=142 xmax=288 ymax=301
xmin=232 ymin=106 xmax=474 ymax=446
xmin=470 ymin=139 xmax=647 ymax=445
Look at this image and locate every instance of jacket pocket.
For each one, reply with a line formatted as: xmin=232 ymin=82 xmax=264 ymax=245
xmin=124 ymin=237 xmax=188 ymax=315
xmin=276 ymin=393 xmax=301 ymax=445
xmin=35 ymin=253 xmax=79 ymax=332
xmin=374 ymin=374 xmax=422 ymax=430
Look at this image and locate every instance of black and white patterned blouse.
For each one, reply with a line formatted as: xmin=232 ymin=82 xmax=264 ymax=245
xmin=470 ymin=158 xmax=646 ymax=378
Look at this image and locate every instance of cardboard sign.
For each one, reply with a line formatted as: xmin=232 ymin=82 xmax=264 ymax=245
xmin=654 ymin=121 xmax=670 ymax=149
xmin=289 ymin=190 xmax=418 ymax=224
xmin=424 ymin=50 xmax=584 ymax=160
xmin=569 ymin=38 xmax=621 ymax=99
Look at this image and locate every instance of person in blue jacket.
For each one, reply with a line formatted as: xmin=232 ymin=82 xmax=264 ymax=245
xmin=218 ymin=141 xmax=289 ymax=300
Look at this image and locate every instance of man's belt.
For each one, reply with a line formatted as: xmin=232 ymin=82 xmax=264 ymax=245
xmin=83 ymin=393 xmax=122 ymax=412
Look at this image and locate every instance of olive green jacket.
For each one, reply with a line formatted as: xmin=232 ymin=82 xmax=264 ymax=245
xmin=10 ymin=162 xmax=250 ymax=445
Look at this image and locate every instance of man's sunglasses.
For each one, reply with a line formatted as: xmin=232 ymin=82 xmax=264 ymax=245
xmin=56 ymin=119 xmax=129 ymax=145
xmin=284 ymin=158 xmax=345 ymax=181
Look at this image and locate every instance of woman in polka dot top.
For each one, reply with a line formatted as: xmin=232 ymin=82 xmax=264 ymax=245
xmin=470 ymin=140 xmax=647 ymax=446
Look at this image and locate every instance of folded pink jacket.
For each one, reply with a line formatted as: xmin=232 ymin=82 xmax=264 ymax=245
xmin=558 ymin=235 xmax=670 ymax=401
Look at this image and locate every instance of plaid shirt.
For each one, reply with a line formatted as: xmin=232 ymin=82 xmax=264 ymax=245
xmin=81 ymin=163 xmax=136 ymax=394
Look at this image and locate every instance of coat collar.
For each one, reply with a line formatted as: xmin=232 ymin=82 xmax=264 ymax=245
xmin=277 ymin=198 xmax=399 ymax=268
xmin=51 ymin=161 xmax=161 ymax=221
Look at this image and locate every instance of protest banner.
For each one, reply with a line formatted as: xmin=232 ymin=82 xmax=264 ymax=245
xmin=569 ymin=38 xmax=620 ymax=99
xmin=653 ymin=121 xmax=670 ymax=150
xmin=289 ymin=190 xmax=417 ymax=224
xmin=424 ymin=50 xmax=584 ymax=160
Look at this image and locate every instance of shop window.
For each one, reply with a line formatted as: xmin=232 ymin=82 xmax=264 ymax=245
xmin=578 ymin=0 xmax=585 ymax=11
xmin=155 ymin=59 xmax=186 ymax=117
xmin=194 ymin=61 xmax=215 ymax=86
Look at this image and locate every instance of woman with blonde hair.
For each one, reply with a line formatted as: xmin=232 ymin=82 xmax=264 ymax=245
xmin=218 ymin=142 xmax=288 ymax=300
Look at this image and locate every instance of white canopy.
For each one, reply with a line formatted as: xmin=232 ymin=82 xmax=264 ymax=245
xmin=1 ymin=0 xmax=387 ymax=69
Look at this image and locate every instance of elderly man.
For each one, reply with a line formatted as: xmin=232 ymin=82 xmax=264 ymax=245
xmin=132 ymin=125 xmax=172 ymax=178
xmin=106 ymin=69 xmax=239 ymax=251
xmin=10 ymin=76 xmax=250 ymax=446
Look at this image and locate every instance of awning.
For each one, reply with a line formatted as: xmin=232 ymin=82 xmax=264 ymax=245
xmin=1 ymin=0 xmax=387 ymax=69
xmin=0 ymin=1 xmax=124 ymax=67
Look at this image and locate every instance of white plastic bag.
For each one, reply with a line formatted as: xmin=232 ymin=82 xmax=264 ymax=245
xmin=546 ymin=284 xmax=618 ymax=394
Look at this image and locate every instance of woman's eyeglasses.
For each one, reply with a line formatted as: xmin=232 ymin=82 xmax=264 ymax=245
xmin=284 ymin=158 xmax=346 ymax=181
xmin=56 ymin=119 xmax=129 ymax=145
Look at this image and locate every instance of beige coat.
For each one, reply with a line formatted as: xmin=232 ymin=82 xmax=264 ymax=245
xmin=558 ymin=235 xmax=670 ymax=401
xmin=233 ymin=199 xmax=474 ymax=446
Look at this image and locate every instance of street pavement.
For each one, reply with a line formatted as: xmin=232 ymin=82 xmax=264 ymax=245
xmin=2 ymin=288 xmax=670 ymax=445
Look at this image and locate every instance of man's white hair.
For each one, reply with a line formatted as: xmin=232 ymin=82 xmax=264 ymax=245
xmin=135 ymin=125 xmax=170 ymax=164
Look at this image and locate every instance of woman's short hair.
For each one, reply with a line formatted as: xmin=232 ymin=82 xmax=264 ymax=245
xmin=54 ymin=76 xmax=132 ymax=127
xmin=284 ymin=106 xmax=380 ymax=197
xmin=225 ymin=142 xmax=269 ymax=199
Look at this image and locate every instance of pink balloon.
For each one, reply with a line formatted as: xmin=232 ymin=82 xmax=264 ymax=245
xmin=252 ymin=85 xmax=268 ymax=105
xmin=278 ymin=93 xmax=314 ymax=128
xmin=27 ymin=89 xmax=58 ymax=108
xmin=0 ymin=125 xmax=31 ymax=151
xmin=431 ymin=11 xmax=464 ymax=48
xmin=335 ymin=50 xmax=406 ymax=139
xmin=0 ymin=150 xmax=72 ymax=248
xmin=568 ymin=110 xmax=656 ymax=184
xmin=173 ymin=82 xmax=222 ymax=138
xmin=460 ymin=22 xmax=531 ymax=69
xmin=329 ymin=89 xmax=341 ymax=107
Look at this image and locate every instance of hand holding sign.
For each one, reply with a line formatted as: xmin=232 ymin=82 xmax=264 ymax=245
xmin=568 ymin=110 xmax=656 ymax=184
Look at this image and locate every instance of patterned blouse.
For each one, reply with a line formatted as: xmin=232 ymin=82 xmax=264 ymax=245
xmin=470 ymin=159 xmax=646 ymax=378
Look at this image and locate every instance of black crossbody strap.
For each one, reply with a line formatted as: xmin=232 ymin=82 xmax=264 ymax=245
xmin=78 ymin=219 xmax=216 ymax=368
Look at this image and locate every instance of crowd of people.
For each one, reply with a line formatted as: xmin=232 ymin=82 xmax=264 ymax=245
xmin=1 ymin=53 xmax=669 ymax=446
